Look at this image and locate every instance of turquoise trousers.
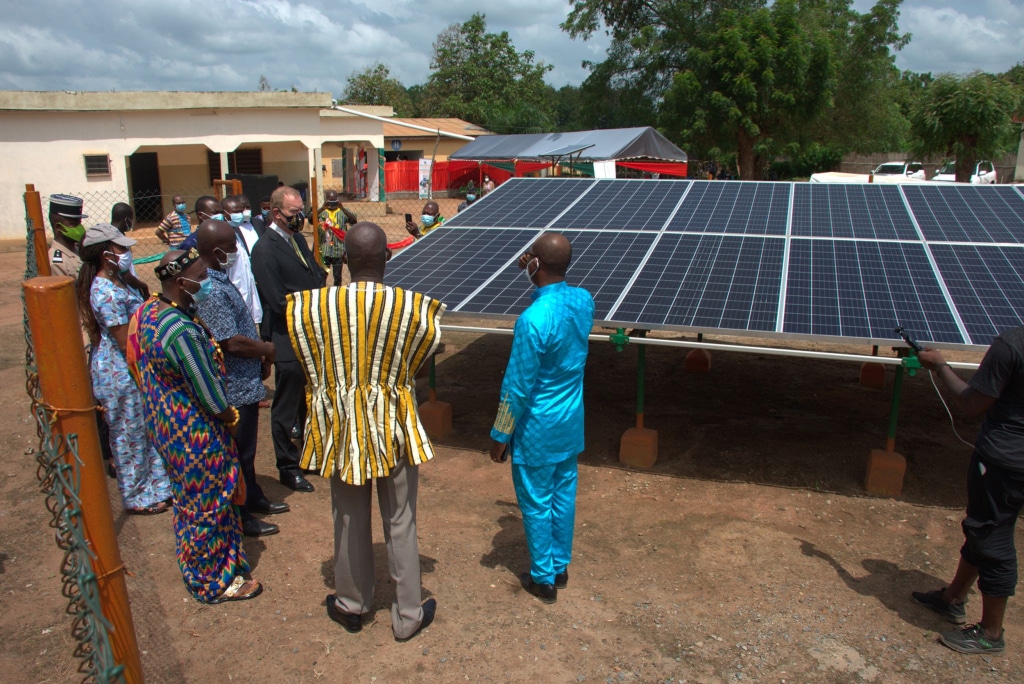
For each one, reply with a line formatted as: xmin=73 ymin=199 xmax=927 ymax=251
xmin=511 ymin=456 xmax=578 ymax=585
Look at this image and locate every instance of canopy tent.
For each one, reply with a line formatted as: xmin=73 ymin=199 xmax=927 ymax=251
xmin=449 ymin=127 xmax=687 ymax=167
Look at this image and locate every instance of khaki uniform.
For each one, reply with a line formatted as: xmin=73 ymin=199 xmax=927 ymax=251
xmin=48 ymin=244 xmax=82 ymax=278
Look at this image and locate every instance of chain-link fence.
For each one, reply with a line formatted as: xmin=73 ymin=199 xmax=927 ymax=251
xmin=23 ymin=208 xmax=125 ymax=683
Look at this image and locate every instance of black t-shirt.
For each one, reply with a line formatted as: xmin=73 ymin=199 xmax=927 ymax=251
xmin=970 ymin=326 xmax=1024 ymax=472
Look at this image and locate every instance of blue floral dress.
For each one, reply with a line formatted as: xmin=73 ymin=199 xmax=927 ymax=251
xmin=90 ymin=278 xmax=172 ymax=510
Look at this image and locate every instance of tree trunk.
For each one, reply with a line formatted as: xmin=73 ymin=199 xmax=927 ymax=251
xmin=956 ymin=135 xmax=978 ymax=183
xmin=737 ymin=130 xmax=757 ymax=181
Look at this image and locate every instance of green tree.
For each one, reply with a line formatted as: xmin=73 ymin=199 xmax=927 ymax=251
xmin=421 ymin=13 xmax=554 ymax=133
xmin=660 ymin=0 xmax=834 ymax=179
xmin=341 ymin=64 xmax=414 ymax=117
xmin=910 ymin=72 xmax=1021 ymax=182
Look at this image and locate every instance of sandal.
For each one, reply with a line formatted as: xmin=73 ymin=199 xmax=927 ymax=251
xmin=127 ymin=500 xmax=171 ymax=515
xmin=210 ymin=576 xmax=263 ymax=604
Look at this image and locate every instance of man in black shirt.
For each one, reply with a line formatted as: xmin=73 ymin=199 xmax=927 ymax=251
xmin=912 ymin=330 xmax=1024 ymax=655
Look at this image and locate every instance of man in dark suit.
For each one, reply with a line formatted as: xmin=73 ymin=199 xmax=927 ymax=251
xmin=250 ymin=186 xmax=327 ymax=492
xmin=250 ymin=196 xmax=271 ymax=235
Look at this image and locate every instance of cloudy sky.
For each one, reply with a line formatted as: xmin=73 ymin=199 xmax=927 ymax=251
xmin=0 ymin=1 xmax=1020 ymax=96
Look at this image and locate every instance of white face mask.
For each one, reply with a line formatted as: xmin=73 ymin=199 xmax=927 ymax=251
xmin=524 ymin=257 xmax=540 ymax=286
xmin=105 ymin=249 xmax=133 ymax=273
xmin=216 ymin=248 xmax=239 ymax=270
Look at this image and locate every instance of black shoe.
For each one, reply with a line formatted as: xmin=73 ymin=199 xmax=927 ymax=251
xmin=395 ymin=598 xmax=436 ymax=642
xmin=279 ymin=471 xmax=314 ymax=492
xmin=555 ymin=570 xmax=568 ymax=589
xmin=326 ymin=594 xmax=362 ymax=633
xmin=250 ymin=498 xmax=290 ymax=515
xmin=520 ymin=573 xmax=557 ymax=604
xmin=242 ymin=518 xmax=279 ymax=537
xmin=912 ymin=588 xmax=967 ymax=624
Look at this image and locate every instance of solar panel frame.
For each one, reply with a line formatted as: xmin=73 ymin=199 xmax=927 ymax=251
xmin=442 ymin=177 xmax=595 ymax=228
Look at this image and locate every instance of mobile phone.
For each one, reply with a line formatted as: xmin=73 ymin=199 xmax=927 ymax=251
xmin=894 ymin=326 xmax=923 ymax=353
xmin=404 ymin=213 xmax=413 ymax=224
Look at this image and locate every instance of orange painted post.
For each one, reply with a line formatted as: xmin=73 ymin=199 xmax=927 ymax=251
xmin=24 ymin=184 xmax=51 ymax=277
xmin=310 ymin=175 xmax=324 ymax=269
xmin=23 ymin=276 xmax=144 ymax=683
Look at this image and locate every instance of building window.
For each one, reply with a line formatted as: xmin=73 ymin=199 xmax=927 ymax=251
xmin=207 ymin=150 xmax=222 ymax=184
xmin=229 ymin=148 xmax=263 ymax=174
xmin=84 ymin=154 xmax=111 ymax=177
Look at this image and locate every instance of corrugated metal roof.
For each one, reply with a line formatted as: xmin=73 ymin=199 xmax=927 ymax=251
xmin=383 ymin=118 xmax=493 ymax=139
xmin=450 ymin=127 xmax=687 ymax=162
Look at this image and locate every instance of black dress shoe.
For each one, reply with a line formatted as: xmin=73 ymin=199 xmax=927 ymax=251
xmin=250 ymin=498 xmax=290 ymax=515
xmin=326 ymin=594 xmax=362 ymax=633
xmin=555 ymin=570 xmax=568 ymax=589
xmin=520 ymin=573 xmax=557 ymax=604
xmin=242 ymin=518 xmax=279 ymax=537
xmin=395 ymin=598 xmax=436 ymax=642
xmin=279 ymin=471 xmax=314 ymax=492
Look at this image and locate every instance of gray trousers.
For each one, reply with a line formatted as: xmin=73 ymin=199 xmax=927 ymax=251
xmin=330 ymin=458 xmax=425 ymax=639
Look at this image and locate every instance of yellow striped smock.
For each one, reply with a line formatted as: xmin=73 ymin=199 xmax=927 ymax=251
xmin=286 ymin=283 xmax=446 ymax=485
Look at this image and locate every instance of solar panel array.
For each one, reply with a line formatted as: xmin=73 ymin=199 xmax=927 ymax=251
xmin=387 ymin=178 xmax=1024 ymax=348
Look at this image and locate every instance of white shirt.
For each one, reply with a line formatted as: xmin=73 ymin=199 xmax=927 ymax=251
xmin=237 ymin=221 xmax=260 ymax=256
xmin=227 ymin=239 xmax=263 ymax=325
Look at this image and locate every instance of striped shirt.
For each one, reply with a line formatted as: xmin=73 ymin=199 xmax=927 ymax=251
xmin=158 ymin=307 xmax=229 ymax=416
xmin=286 ymin=283 xmax=445 ymax=485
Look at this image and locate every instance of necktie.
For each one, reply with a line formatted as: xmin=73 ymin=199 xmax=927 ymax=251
xmin=290 ymin=234 xmax=308 ymax=268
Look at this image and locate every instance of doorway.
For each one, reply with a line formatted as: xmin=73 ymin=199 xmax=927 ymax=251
xmin=128 ymin=152 xmax=162 ymax=221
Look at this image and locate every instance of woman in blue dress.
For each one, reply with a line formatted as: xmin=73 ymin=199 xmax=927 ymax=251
xmin=76 ymin=223 xmax=172 ymax=514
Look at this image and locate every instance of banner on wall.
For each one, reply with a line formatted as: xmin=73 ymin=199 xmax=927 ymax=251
xmin=418 ymin=159 xmax=433 ymax=199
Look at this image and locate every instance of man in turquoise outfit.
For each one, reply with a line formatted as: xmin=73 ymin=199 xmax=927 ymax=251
xmin=489 ymin=232 xmax=594 ymax=604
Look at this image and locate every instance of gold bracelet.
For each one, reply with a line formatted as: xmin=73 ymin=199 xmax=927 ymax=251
xmin=224 ymin=406 xmax=240 ymax=428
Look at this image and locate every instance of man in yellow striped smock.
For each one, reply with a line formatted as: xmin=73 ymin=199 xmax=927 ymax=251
xmin=286 ymin=222 xmax=444 ymax=642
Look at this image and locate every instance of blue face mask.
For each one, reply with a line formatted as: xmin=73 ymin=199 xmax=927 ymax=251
xmin=261 ymin=209 xmax=270 ymax=218
xmin=228 ymin=212 xmax=245 ymax=227
xmin=175 ymin=203 xmax=187 ymax=213
xmin=183 ymin=277 xmax=212 ymax=303
xmin=203 ymin=212 xmax=225 ymax=223
xmin=421 ymin=214 xmax=436 ymax=226
xmin=466 ymin=194 xmax=476 ymax=202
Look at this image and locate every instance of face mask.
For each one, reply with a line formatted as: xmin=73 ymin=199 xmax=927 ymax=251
xmin=216 ymin=248 xmax=239 ymax=270
xmin=466 ymin=194 xmax=476 ymax=202
xmin=105 ymin=250 xmax=133 ymax=273
xmin=242 ymin=209 xmax=252 ymax=222
xmin=204 ymin=212 xmax=225 ymax=222
xmin=261 ymin=209 xmax=270 ymax=218
xmin=124 ymin=218 xmax=134 ymax=232
xmin=175 ymin=203 xmax=187 ymax=213
xmin=182 ymin=277 xmax=212 ymax=303
xmin=60 ymin=223 xmax=86 ymax=242
xmin=228 ymin=212 xmax=244 ymax=227
xmin=524 ymin=257 xmax=540 ymax=286
xmin=285 ymin=211 xmax=305 ymax=232
xmin=421 ymin=214 xmax=436 ymax=226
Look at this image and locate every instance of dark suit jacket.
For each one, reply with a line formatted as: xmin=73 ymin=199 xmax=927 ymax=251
xmin=250 ymin=226 xmax=326 ymax=361
xmin=250 ymin=214 xmax=268 ymax=236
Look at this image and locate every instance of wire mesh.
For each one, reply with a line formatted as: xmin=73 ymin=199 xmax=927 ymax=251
xmin=23 ymin=204 xmax=125 ymax=684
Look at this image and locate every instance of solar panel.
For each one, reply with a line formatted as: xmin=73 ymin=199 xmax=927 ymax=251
xmin=901 ymin=185 xmax=1024 ymax=243
xmin=791 ymin=184 xmax=919 ymax=239
xmin=458 ymin=230 xmax=658 ymax=319
xmin=782 ymin=239 xmax=964 ymax=343
xmin=443 ymin=177 xmax=594 ymax=228
xmin=610 ymin=234 xmax=785 ymax=331
xmin=930 ymin=244 xmax=1024 ymax=345
xmin=549 ymin=180 xmax=689 ymax=231
xmin=383 ymin=178 xmax=1024 ymax=349
xmin=666 ymin=181 xmax=790 ymax=235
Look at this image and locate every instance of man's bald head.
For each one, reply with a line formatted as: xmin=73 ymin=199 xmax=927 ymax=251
xmin=422 ymin=201 xmax=440 ymax=217
xmin=345 ymin=222 xmax=388 ymax=281
xmin=196 ymin=219 xmax=237 ymax=266
xmin=532 ymin=232 xmax=572 ymax=276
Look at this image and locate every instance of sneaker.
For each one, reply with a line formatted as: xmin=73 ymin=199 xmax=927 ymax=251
xmin=939 ymin=624 xmax=1005 ymax=655
xmin=912 ymin=588 xmax=967 ymax=624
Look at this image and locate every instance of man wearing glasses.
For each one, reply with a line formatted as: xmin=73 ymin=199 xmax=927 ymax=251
xmin=251 ymin=186 xmax=327 ymax=493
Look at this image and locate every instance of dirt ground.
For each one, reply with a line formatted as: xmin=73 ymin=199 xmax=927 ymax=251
xmin=1 ymin=246 xmax=1023 ymax=683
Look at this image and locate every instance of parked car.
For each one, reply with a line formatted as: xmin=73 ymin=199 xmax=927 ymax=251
xmin=932 ymin=160 xmax=997 ymax=184
xmin=872 ymin=161 xmax=926 ymax=179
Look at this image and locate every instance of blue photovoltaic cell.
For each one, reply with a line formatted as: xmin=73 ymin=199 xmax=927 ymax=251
xmin=549 ymin=179 xmax=689 ymax=231
xmin=666 ymin=181 xmax=790 ymax=235
xmin=384 ymin=228 xmax=537 ymax=306
xmin=791 ymin=184 xmax=918 ymax=239
xmin=460 ymin=231 xmax=658 ymax=318
xmin=783 ymin=239 xmax=963 ymax=343
xmin=611 ymin=234 xmax=785 ymax=331
xmin=930 ymin=244 xmax=1024 ymax=345
xmin=443 ymin=177 xmax=594 ymax=228
xmin=901 ymin=185 xmax=1024 ymax=243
